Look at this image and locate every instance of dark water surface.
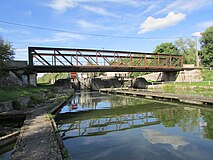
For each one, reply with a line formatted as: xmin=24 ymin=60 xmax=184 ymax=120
xmin=55 ymin=92 xmax=213 ymax=160
xmin=0 ymin=143 xmax=14 ymax=160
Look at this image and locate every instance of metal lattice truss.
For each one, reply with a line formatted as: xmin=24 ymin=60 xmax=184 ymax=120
xmin=28 ymin=47 xmax=183 ymax=72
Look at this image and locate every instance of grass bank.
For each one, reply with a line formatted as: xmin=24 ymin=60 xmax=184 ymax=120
xmin=148 ymin=81 xmax=213 ymax=98
xmin=0 ymin=84 xmax=55 ymax=102
xmin=172 ymin=81 xmax=213 ymax=86
xmin=202 ymin=69 xmax=213 ymax=81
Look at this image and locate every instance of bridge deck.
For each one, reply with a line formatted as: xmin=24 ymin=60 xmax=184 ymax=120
xmin=29 ymin=65 xmax=183 ymax=73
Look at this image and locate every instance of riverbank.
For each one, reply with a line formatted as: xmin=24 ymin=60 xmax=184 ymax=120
xmin=100 ymin=88 xmax=213 ymax=105
xmin=0 ymin=85 xmax=74 ymax=159
xmin=147 ymin=82 xmax=213 ymax=98
xmin=11 ymin=104 xmax=63 ymax=159
xmin=10 ymin=87 xmax=73 ymax=160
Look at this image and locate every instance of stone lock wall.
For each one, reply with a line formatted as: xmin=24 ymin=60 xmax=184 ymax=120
xmin=142 ymin=69 xmax=203 ymax=82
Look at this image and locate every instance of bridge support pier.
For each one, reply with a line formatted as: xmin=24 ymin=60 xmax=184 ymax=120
xmin=162 ymin=72 xmax=178 ymax=82
xmin=27 ymin=73 xmax=37 ymax=86
xmin=142 ymin=69 xmax=203 ymax=82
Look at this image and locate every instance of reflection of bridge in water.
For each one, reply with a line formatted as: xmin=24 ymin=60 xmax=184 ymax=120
xmin=60 ymin=112 xmax=160 ymax=140
xmin=56 ymin=101 xmax=179 ymax=140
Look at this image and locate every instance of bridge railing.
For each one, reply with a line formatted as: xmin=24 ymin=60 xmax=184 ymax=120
xmin=29 ymin=47 xmax=183 ymax=68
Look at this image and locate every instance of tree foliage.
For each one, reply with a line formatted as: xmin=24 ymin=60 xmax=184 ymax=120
xmin=200 ymin=26 xmax=213 ymax=67
xmin=154 ymin=42 xmax=180 ymax=55
xmin=154 ymin=39 xmax=197 ymax=64
xmin=0 ymin=37 xmax=15 ymax=66
xmin=175 ymin=38 xmax=196 ymax=64
xmin=37 ymin=73 xmax=70 ymax=84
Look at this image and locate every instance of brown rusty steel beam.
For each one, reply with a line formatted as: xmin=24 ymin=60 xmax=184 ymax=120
xmin=55 ymin=56 xmax=66 ymax=66
xmin=30 ymin=65 xmax=183 ymax=73
xmin=29 ymin=52 xmax=175 ymax=60
xmin=34 ymin=56 xmax=47 ymax=66
xmin=97 ymin=51 xmax=111 ymax=66
xmin=56 ymin=50 xmax=74 ymax=66
xmin=29 ymin=46 xmax=184 ymax=57
xmin=28 ymin=47 xmax=183 ymax=72
xmin=72 ymin=56 xmax=83 ymax=66
xmin=34 ymin=51 xmax=51 ymax=66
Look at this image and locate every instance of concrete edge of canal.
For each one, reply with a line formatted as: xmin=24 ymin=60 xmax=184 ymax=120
xmin=100 ymin=88 xmax=213 ymax=106
xmin=10 ymin=93 xmax=74 ymax=160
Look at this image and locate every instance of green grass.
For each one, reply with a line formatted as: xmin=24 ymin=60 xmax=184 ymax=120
xmin=0 ymin=85 xmax=55 ymax=102
xmin=202 ymin=69 xmax=213 ymax=81
xmin=173 ymin=81 xmax=213 ymax=86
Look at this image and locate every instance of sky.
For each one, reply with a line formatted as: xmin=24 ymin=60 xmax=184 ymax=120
xmin=0 ymin=0 xmax=213 ymax=60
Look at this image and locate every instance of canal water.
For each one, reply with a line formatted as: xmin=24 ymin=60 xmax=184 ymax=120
xmin=55 ymin=92 xmax=213 ymax=160
xmin=0 ymin=143 xmax=14 ymax=160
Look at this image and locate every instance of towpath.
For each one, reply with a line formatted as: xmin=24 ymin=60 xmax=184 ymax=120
xmin=11 ymin=104 xmax=63 ymax=160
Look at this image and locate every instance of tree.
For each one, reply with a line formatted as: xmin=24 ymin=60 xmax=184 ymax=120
xmin=0 ymin=37 xmax=15 ymax=67
xmin=175 ymin=38 xmax=196 ymax=64
xmin=154 ymin=42 xmax=180 ymax=55
xmin=200 ymin=26 xmax=213 ymax=67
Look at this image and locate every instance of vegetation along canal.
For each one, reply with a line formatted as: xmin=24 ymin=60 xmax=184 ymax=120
xmin=55 ymin=92 xmax=213 ymax=160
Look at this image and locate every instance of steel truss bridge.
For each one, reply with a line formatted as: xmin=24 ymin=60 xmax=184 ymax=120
xmin=28 ymin=47 xmax=183 ymax=73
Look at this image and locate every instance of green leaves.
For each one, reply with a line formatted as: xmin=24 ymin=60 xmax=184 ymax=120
xmin=0 ymin=37 xmax=15 ymax=67
xmin=200 ymin=26 xmax=213 ymax=67
xmin=154 ymin=42 xmax=179 ymax=55
xmin=153 ymin=38 xmax=197 ymax=64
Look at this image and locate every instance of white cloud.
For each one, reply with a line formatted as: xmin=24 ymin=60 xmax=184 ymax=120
xmin=138 ymin=12 xmax=186 ymax=34
xmin=197 ymin=20 xmax=213 ymax=29
xmin=55 ymin=32 xmax=84 ymax=39
xmin=45 ymin=0 xmax=147 ymax=13
xmin=143 ymin=129 xmax=189 ymax=150
xmin=0 ymin=27 xmax=31 ymax=35
xmin=192 ymin=32 xmax=202 ymax=37
xmin=29 ymin=32 xmax=84 ymax=43
xmin=158 ymin=0 xmax=213 ymax=13
xmin=78 ymin=20 xmax=111 ymax=30
xmin=0 ymin=27 xmax=8 ymax=33
xmin=15 ymin=48 xmax=28 ymax=52
xmin=14 ymin=48 xmax=28 ymax=60
xmin=141 ymin=3 xmax=159 ymax=15
xmin=82 ymin=5 xmax=118 ymax=17
xmin=47 ymin=0 xmax=76 ymax=12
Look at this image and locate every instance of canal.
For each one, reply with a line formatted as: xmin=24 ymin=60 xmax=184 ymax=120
xmin=55 ymin=92 xmax=213 ymax=160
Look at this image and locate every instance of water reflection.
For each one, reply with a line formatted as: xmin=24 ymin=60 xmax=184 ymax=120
xmin=143 ymin=129 xmax=189 ymax=149
xmin=56 ymin=92 xmax=213 ymax=160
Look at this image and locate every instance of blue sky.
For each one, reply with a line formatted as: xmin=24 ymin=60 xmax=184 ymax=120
xmin=0 ymin=0 xmax=213 ymax=60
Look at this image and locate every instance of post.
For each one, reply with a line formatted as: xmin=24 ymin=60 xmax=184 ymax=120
xmin=195 ymin=36 xmax=199 ymax=67
xmin=28 ymin=47 xmax=33 ymax=66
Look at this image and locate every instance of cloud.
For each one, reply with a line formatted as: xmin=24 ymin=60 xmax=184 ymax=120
xmin=141 ymin=3 xmax=159 ymax=15
xmin=47 ymin=0 xmax=76 ymax=12
xmin=197 ymin=20 xmax=213 ymax=29
xmin=15 ymin=48 xmax=28 ymax=52
xmin=78 ymin=20 xmax=111 ymax=30
xmin=158 ymin=0 xmax=213 ymax=14
xmin=192 ymin=32 xmax=202 ymax=37
xmin=138 ymin=12 xmax=186 ymax=34
xmin=143 ymin=129 xmax=189 ymax=150
xmin=82 ymin=5 xmax=118 ymax=17
xmin=14 ymin=48 xmax=28 ymax=60
xmin=45 ymin=0 xmax=144 ymax=12
xmin=0 ymin=27 xmax=8 ymax=33
xmin=29 ymin=32 xmax=84 ymax=43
